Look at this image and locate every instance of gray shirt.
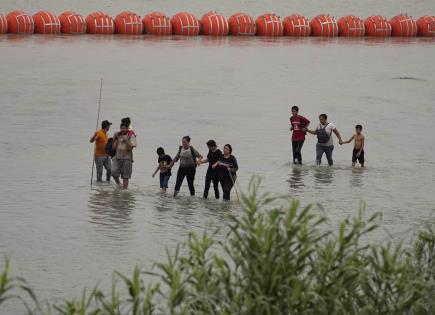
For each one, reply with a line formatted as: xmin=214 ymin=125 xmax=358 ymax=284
xmin=174 ymin=146 xmax=201 ymax=168
xmin=316 ymin=122 xmax=336 ymax=146
xmin=114 ymin=133 xmax=137 ymax=160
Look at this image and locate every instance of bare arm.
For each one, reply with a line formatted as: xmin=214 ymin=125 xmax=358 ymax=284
xmin=199 ymin=158 xmax=209 ymax=165
xmin=342 ymin=135 xmax=354 ymax=144
xmin=333 ymin=129 xmax=343 ymax=144
xmin=305 ymin=128 xmax=317 ymax=135
xmin=90 ymin=132 xmax=97 ymax=143
xmin=152 ymin=165 xmax=160 ymax=177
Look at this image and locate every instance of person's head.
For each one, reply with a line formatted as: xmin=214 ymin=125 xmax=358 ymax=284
xmin=101 ymin=120 xmax=112 ymax=131
xmin=223 ymin=144 xmax=232 ymax=156
xmin=355 ymin=124 xmax=362 ymax=134
xmin=182 ymin=136 xmax=191 ymax=148
xmin=121 ymin=117 xmax=131 ymax=128
xmin=120 ymin=123 xmax=129 ymax=134
xmin=156 ymin=147 xmax=165 ymax=156
xmin=319 ymin=114 xmax=328 ymax=125
xmin=291 ymin=106 xmax=299 ymax=116
xmin=206 ymin=140 xmax=217 ymax=150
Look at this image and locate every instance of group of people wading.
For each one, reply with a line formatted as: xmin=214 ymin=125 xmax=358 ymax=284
xmin=290 ymin=106 xmax=365 ymax=167
xmin=90 ymin=118 xmax=238 ymax=201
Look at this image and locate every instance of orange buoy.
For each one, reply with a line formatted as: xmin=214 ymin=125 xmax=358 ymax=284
xmin=338 ymin=15 xmax=365 ymax=37
xmin=201 ymin=11 xmax=228 ymax=36
xmin=228 ymin=13 xmax=256 ymax=35
xmin=59 ymin=11 xmax=86 ymax=34
xmin=283 ymin=14 xmax=310 ymax=36
xmin=0 ymin=14 xmax=7 ymax=34
xmin=256 ymin=13 xmax=283 ymax=36
xmin=33 ymin=11 xmax=60 ymax=34
xmin=390 ymin=14 xmax=417 ymax=37
xmin=114 ymin=11 xmax=142 ymax=35
xmin=416 ymin=15 xmax=435 ymax=37
xmin=6 ymin=10 xmax=34 ymax=34
xmin=310 ymin=14 xmax=338 ymax=37
xmin=171 ymin=12 xmax=199 ymax=35
xmin=86 ymin=12 xmax=114 ymax=34
xmin=364 ymin=16 xmax=391 ymax=37
xmin=142 ymin=12 xmax=171 ymax=35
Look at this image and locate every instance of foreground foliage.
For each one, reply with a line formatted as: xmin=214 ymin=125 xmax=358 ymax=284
xmin=1 ymin=178 xmax=434 ymax=314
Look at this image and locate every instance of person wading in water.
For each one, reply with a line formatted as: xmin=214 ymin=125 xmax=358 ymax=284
xmin=169 ymin=136 xmax=203 ymax=197
xmin=111 ymin=122 xmax=137 ymax=189
xmin=290 ymin=105 xmax=310 ymax=164
xmin=199 ymin=140 xmax=222 ymax=199
xmin=213 ymin=144 xmax=238 ymax=201
xmin=90 ymin=120 xmax=112 ymax=182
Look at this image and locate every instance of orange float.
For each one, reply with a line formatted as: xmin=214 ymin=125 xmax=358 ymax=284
xmin=416 ymin=15 xmax=435 ymax=37
xmin=86 ymin=12 xmax=114 ymax=34
xmin=142 ymin=12 xmax=171 ymax=35
xmin=114 ymin=11 xmax=142 ymax=34
xmin=228 ymin=13 xmax=256 ymax=35
xmin=33 ymin=11 xmax=60 ymax=34
xmin=6 ymin=10 xmax=34 ymax=34
xmin=364 ymin=16 xmax=391 ymax=37
xmin=390 ymin=14 xmax=417 ymax=37
xmin=256 ymin=13 xmax=283 ymax=36
xmin=59 ymin=11 xmax=86 ymax=34
xmin=171 ymin=12 xmax=199 ymax=35
xmin=0 ymin=14 xmax=7 ymax=34
xmin=283 ymin=14 xmax=310 ymax=36
xmin=201 ymin=11 xmax=228 ymax=35
xmin=338 ymin=15 xmax=365 ymax=37
xmin=310 ymin=14 xmax=338 ymax=37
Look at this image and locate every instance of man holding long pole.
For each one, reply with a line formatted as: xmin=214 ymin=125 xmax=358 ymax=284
xmin=90 ymin=120 xmax=112 ymax=182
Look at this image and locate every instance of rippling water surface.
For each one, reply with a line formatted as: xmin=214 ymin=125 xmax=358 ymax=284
xmin=1 ymin=0 xmax=435 ymax=309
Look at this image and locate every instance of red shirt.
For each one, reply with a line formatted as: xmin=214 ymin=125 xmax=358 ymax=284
xmin=290 ymin=115 xmax=310 ymax=141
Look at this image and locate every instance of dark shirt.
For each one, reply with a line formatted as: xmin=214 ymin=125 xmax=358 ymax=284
xmin=217 ymin=155 xmax=238 ymax=181
xmin=158 ymin=154 xmax=172 ymax=176
xmin=207 ymin=149 xmax=223 ymax=169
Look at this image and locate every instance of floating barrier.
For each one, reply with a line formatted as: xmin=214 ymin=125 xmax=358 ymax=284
xmin=364 ymin=15 xmax=391 ymax=37
xmin=1 ymin=10 xmax=434 ymax=39
xmin=171 ymin=12 xmax=199 ymax=36
xmin=228 ymin=13 xmax=256 ymax=35
xmin=114 ymin=11 xmax=142 ymax=35
xmin=33 ymin=11 xmax=60 ymax=34
xmin=390 ymin=14 xmax=417 ymax=37
xmin=59 ymin=11 xmax=86 ymax=34
xmin=338 ymin=15 xmax=365 ymax=37
xmin=86 ymin=11 xmax=114 ymax=34
xmin=6 ymin=10 xmax=34 ymax=34
xmin=201 ymin=11 xmax=228 ymax=36
xmin=0 ymin=14 xmax=7 ymax=34
xmin=283 ymin=14 xmax=310 ymax=37
xmin=310 ymin=14 xmax=338 ymax=37
xmin=417 ymin=15 xmax=435 ymax=37
xmin=256 ymin=13 xmax=283 ymax=36
xmin=142 ymin=12 xmax=171 ymax=35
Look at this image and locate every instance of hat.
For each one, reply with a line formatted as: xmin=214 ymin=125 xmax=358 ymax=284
xmin=102 ymin=120 xmax=112 ymax=128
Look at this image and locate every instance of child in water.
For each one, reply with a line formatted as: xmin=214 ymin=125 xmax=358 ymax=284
xmin=152 ymin=147 xmax=172 ymax=192
xmin=342 ymin=124 xmax=365 ymax=167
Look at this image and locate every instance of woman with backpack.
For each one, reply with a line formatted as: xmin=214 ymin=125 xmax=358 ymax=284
xmin=305 ymin=114 xmax=343 ymax=166
xmin=169 ymin=136 xmax=203 ymax=197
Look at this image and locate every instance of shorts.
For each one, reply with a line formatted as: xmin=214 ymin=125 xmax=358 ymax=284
xmin=352 ymin=149 xmax=365 ymax=164
xmin=111 ymin=158 xmax=132 ymax=179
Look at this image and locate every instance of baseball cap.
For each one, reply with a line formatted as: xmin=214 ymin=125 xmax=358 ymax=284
xmin=102 ymin=120 xmax=112 ymax=128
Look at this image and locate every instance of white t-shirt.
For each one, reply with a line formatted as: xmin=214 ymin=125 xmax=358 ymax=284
xmin=316 ymin=122 xmax=336 ymax=146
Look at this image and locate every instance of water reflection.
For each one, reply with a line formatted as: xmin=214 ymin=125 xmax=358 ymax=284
xmin=349 ymin=167 xmax=364 ymax=188
xmin=288 ymin=166 xmax=307 ymax=194
xmin=88 ymin=186 xmax=136 ymax=231
xmin=313 ymin=167 xmax=335 ymax=186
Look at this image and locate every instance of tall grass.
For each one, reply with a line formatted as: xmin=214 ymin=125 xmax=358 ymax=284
xmin=1 ymin=177 xmax=434 ymax=314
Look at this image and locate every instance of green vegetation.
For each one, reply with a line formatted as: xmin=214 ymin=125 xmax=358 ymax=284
xmin=1 ymin=178 xmax=434 ymax=314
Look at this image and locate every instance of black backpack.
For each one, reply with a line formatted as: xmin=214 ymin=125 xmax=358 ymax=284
xmin=317 ymin=123 xmax=332 ymax=144
xmin=105 ymin=138 xmax=116 ymax=157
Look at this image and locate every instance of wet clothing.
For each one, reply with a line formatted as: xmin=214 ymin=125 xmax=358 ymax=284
xmin=292 ymin=140 xmax=304 ymax=164
xmin=316 ymin=143 xmax=334 ymax=166
xmin=95 ymin=156 xmax=111 ymax=182
xmin=174 ymin=167 xmax=196 ymax=195
xmin=174 ymin=146 xmax=201 ymax=168
xmin=352 ymin=149 xmax=365 ymax=164
xmin=111 ymin=159 xmax=132 ymax=179
xmin=316 ymin=123 xmax=336 ymax=147
xmin=113 ymin=133 xmax=137 ymax=160
xmin=160 ymin=174 xmax=171 ymax=189
xmin=94 ymin=129 xmax=109 ymax=157
xmin=203 ymin=149 xmax=223 ymax=199
xmin=290 ymin=115 xmax=310 ymax=142
xmin=217 ymin=155 xmax=238 ymax=201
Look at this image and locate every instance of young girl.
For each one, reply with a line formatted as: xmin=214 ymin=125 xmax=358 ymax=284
xmin=152 ymin=147 xmax=172 ymax=192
